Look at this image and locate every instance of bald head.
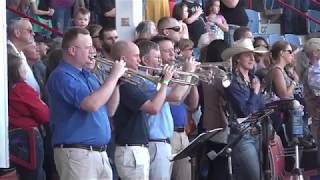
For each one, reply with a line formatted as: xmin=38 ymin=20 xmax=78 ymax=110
xmin=157 ymin=17 xmax=181 ymax=43
xmin=111 ymin=41 xmax=141 ymax=70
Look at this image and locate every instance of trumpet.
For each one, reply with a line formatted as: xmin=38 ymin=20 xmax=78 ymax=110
xmin=94 ymin=57 xmax=202 ymax=86
xmin=196 ymin=61 xmax=233 ymax=87
xmin=137 ymin=64 xmax=215 ymax=85
xmin=94 ymin=57 xmax=159 ymax=86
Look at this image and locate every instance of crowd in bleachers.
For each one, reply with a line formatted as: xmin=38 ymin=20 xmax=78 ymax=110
xmin=4 ymin=0 xmax=320 ymax=180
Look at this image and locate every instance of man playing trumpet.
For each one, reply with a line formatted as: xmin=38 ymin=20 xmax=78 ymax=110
xmin=111 ymin=40 xmax=176 ymax=180
xmin=138 ymin=37 xmax=199 ymax=180
xmin=47 ymin=27 xmax=127 ymax=180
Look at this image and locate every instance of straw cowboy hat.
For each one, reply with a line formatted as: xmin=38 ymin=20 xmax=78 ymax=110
xmin=221 ymin=38 xmax=268 ymax=61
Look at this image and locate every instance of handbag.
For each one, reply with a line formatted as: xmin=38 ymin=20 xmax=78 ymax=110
xmin=9 ymin=128 xmax=37 ymax=170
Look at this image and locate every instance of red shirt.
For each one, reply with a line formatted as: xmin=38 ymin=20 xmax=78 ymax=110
xmin=9 ymin=82 xmax=49 ymax=129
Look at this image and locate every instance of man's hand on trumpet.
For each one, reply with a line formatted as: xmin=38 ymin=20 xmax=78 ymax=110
xmin=109 ymin=60 xmax=127 ymax=79
xmin=161 ymin=64 xmax=176 ymax=84
xmin=184 ymin=57 xmax=199 ymax=73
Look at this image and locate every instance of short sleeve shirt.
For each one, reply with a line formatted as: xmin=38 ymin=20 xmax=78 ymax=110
xmin=47 ymin=61 xmax=111 ymax=145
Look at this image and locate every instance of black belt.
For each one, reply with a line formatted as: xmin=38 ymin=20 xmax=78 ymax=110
xmin=117 ymin=143 xmax=148 ymax=147
xmin=149 ymin=138 xmax=170 ymax=144
xmin=54 ymin=144 xmax=107 ymax=152
xmin=174 ymin=127 xmax=185 ymax=132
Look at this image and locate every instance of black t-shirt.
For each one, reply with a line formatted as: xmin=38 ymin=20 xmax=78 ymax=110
xmin=183 ymin=1 xmax=206 ymax=46
xmin=220 ymin=0 xmax=248 ymax=26
xmin=95 ymin=0 xmax=115 ymax=28
xmin=113 ymin=82 xmax=150 ymax=144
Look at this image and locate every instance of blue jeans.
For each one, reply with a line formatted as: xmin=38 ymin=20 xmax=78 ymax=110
xmin=14 ymin=129 xmax=46 ymax=180
xmin=229 ymin=133 xmax=260 ymax=180
xmin=311 ymin=120 xmax=320 ymax=163
xmin=52 ymin=7 xmax=71 ymax=33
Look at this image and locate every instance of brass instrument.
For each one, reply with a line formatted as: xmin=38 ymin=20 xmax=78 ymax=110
xmin=196 ymin=61 xmax=233 ymax=87
xmin=137 ymin=65 xmax=213 ymax=86
xmin=94 ymin=57 xmax=201 ymax=86
xmin=94 ymin=57 xmax=159 ymax=86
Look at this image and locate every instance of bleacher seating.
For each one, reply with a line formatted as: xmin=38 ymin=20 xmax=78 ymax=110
xmin=284 ymin=34 xmax=301 ymax=47
xmin=268 ymin=34 xmax=285 ymax=46
xmin=307 ymin=10 xmax=320 ymax=33
xmin=245 ymin=9 xmax=260 ymax=33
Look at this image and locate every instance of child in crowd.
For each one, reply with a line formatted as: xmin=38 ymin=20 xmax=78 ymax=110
xmin=73 ymin=7 xmax=90 ymax=28
xmin=204 ymin=0 xmax=229 ymax=40
xmin=178 ymin=38 xmax=194 ymax=61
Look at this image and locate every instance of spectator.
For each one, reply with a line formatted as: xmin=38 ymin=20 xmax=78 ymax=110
xmin=204 ymin=0 xmax=229 ymax=40
xmin=51 ymin=0 xmax=74 ymax=32
xmin=6 ymin=0 xmax=20 ymax=22
xmin=233 ymin=26 xmax=253 ymax=41
xmin=73 ymin=7 xmax=90 ymax=28
xmin=23 ymin=41 xmax=47 ymax=99
xmin=35 ymin=35 xmax=50 ymax=61
xmin=182 ymin=0 xmax=206 ymax=47
xmin=172 ymin=3 xmax=189 ymax=39
xmin=45 ymin=49 xmax=63 ymax=83
xmin=178 ymin=38 xmax=194 ymax=61
xmin=135 ymin=20 xmax=158 ymax=41
xmin=8 ymin=53 xmax=49 ymax=180
xmin=253 ymin=36 xmax=270 ymax=71
xmin=222 ymin=38 xmax=264 ymax=180
xmin=303 ymin=38 xmax=320 ymax=160
xmin=200 ymin=39 xmax=229 ymax=180
xmin=99 ymin=27 xmax=119 ymax=59
xmin=87 ymin=24 xmax=103 ymax=56
xmin=7 ymin=18 xmax=40 ymax=94
xmin=158 ymin=16 xmax=182 ymax=43
xmin=100 ymin=0 xmax=115 ymax=28
xmin=220 ymin=0 xmax=248 ymax=26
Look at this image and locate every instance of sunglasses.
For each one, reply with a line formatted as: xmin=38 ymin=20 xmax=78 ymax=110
xmin=284 ymin=50 xmax=293 ymax=54
xmin=165 ymin=26 xmax=181 ymax=32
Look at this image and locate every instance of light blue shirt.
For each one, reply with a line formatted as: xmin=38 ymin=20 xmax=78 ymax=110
xmin=139 ymin=78 xmax=174 ymax=139
xmin=308 ymin=61 xmax=320 ymax=96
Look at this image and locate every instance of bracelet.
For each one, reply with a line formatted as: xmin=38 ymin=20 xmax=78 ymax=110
xmin=291 ymin=81 xmax=297 ymax=87
xmin=159 ymin=79 xmax=169 ymax=85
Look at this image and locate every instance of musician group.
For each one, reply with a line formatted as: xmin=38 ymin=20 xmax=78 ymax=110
xmin=7 ymin=7 xmax=320 ymax=180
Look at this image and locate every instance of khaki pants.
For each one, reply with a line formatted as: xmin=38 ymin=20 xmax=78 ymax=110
xmin=149 ymin=141 xmax=172 ymax=180
xmin=54 ymin=148 xmax=112 ymax=180
xmin=114 ymin=146 xmax=150 ymax=180
xmin=170 ymin=131 xmax=191 ymax=180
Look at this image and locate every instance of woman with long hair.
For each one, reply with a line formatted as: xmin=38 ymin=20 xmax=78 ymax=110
xmin=221 ymin=38 xmax=265 ymax=180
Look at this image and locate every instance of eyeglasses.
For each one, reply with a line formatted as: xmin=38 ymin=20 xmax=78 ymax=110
xmin=22 ymin=28 xmax=33 ymax=34
xmin=284 ymin=49 xmax=293 ymax=54
xmin=165 ymin=26 xmax=180 ymax=32
xmin=146 ymin=55 xmax=162 ymax=61
xmin=182 ymin=48 xmax=193 ymax=51
xmin=161 ymin=48 xmax=175 ymax=54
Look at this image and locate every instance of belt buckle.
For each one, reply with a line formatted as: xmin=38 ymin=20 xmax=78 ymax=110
xmin=100 ymin=145 xmax=107 ymax=151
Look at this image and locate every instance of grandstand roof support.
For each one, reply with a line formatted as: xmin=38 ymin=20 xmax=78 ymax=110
xmin=0 ymin=0 xmax=9 ymax=168
xmin=116 ymin=0 xmax=143 ymax=41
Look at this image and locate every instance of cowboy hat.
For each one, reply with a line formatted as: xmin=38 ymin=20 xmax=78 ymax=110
xmin=221 ymin=38 xmax=268 ymax=61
